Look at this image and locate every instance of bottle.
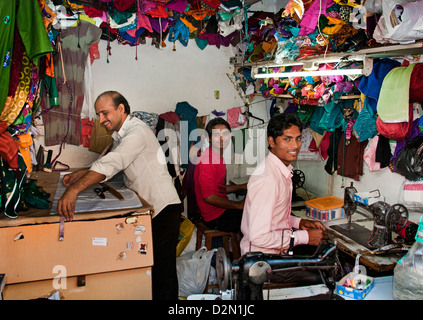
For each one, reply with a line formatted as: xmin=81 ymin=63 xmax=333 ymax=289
xmin=393 ymin=215 xmax=423 ymax=300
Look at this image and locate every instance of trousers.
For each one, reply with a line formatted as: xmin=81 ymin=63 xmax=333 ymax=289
xmin=152 ymin=203 xmax=181 ymax=300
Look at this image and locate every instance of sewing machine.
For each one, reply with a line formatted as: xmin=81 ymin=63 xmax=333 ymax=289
xmin=336 ymin=182 xmax=410 ymax=250
xmin=215 ymin=240 xmax=340 ymax=300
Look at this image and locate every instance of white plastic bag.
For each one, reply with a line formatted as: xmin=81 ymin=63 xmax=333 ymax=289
xmin=176 ymin=246 xmax=217 ymax=297
xmin=381 ymin=0 xmax=423 ymax=41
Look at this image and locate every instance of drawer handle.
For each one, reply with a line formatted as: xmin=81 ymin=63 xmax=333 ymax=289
xmin=77 ymin=275 xmax=86 ymax=287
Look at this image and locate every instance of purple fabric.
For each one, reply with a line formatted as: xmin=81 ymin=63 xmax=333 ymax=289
xmin=197 ymin=31 xmax=237 ymax=48
xmin=149 ymin=16 xmax=169 ymax=33
xmin=165 ymin=0 xmax=187 ymax=13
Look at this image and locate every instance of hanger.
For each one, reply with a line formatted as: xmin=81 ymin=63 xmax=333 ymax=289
xmin=243 ymin=110 xmax=264 ymax=124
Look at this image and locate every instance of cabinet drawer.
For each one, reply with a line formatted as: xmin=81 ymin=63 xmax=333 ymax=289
xmin=3 ymin=267 xmax=152 ymax=300
xmin=0 ymin=215 xmax=153 ymax=284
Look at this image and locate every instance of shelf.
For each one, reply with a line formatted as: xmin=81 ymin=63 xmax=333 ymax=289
xmin=234 ymin=41 xmax=423 ymax=68
xmin=254 ymin=93 xmax=361 ymax=100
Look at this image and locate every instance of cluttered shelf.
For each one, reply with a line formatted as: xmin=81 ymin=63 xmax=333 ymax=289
xmin=234 ymin=41 xmax=423 ymax=69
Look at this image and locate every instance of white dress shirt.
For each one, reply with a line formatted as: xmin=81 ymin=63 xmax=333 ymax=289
xmin=90 ymin=116 xmax=180 ymax=217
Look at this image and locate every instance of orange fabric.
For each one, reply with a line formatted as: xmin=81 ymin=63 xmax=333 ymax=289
xmin=18 ymin=132 xmax=33 ymax=173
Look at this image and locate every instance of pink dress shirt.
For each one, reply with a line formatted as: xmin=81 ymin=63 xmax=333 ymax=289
xmin=240 ymin=152 xmax=309 ymax=255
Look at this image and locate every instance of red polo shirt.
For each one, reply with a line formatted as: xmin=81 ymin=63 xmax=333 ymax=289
xmin=194 ymin=148 xmax=228 ymax=222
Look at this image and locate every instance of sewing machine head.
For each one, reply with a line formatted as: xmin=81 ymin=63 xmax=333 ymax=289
xmin=343 ymin=182 xmax=409 ymax=249
xmin=216 ymin=240 xmax=340 ymax=300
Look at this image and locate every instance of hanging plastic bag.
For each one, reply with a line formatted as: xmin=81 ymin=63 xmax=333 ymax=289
xmin=381 ymin=0 xmax=423 ymax=41
xmin=176 ymin=246 xmax=217 ymax=297
xmin=394 ymin=135 xmax=423 ymax=181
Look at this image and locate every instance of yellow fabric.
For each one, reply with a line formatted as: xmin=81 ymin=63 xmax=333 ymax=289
xmin=0 ymin=53 xmax=31 ymax=125
xmin=180 ymin=17 xmax=197 ymax=33
xmin=322 ymin=16 xmax=346 ymax=35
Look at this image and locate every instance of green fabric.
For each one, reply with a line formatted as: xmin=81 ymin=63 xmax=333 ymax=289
xmin=0 ymin=0 xmax=53 ymax=114
xmin=377 ymin=64 xmax=416 ymax=123
xmin=195 ymin=37 xmax=208 ymax=50
xmin=0 ymin=152 xmax=27 ymax=218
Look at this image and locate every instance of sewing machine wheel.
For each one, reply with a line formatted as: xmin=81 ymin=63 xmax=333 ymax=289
xmin=216 ymin=247 xmax=232 ymax=291
xmin=385 ymin=204 xmax=408 ymax=232
xmin=343 ymin=183 xmax=357 ymax=217
xmin=293 ymin=169 xmax=305 ymax=188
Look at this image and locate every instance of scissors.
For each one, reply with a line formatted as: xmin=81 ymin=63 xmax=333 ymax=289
xmin=94 ymin=186 xmax=109 ymax=199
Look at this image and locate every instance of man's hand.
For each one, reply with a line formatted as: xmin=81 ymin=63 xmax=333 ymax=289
xmin=306 ymin=228 xmax=328 ymax=246
xmin=299 ymin=219 xmax=326 ymax=231
xmin=57 ymin=169 xmax=106 ymax=222
xmin=300 ymin=219 xmax=328 ymax=246
xmin=57 ymin=188 xmax=78 ymax=221
xmin=62 ymin=169 xmax=89 ymax=187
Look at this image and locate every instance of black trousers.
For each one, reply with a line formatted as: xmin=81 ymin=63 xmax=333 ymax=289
xmin=152 ymin=203 xmax=181 ymax=300
xmin=204 ymin=208 xmax=243 ymax=233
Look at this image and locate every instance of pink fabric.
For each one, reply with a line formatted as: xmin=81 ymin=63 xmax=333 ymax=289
xmin=194 ymin=148 xmax=227 ymax=222
xmin=364 ymin=135 xmax=381 ymax=171
xmin=127 ymin=12 xmax=153 ymax=36
xmin=226 ymin=106 xmax=245 ymax=128
xmin=240 ymin=152 xmax=308 ymax=255
xmin=299 ymin=0 xmax=335 ymax=35
xmin=404 ymin=184 xmax=423 ymax=190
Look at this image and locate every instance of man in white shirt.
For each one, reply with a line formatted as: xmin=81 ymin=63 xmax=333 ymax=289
xmin=58 ymin=91 xmax=181 ymax=300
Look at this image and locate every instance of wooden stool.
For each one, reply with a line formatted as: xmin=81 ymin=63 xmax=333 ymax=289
xmin=191 ymin=218 xmax=241 ymax=293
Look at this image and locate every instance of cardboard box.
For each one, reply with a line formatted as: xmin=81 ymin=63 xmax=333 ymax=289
xmin=0 ymin=214 xmax=153 ymax=284
xmin=353 ymin=190 xmax=384 ymax=206
xmin=3 ymin=267 xmax=152 ymax=300
xmin=336 ymin=272 xmax=374 ymax=300
xmin=305 ymin=196 xmax=344 ymax=222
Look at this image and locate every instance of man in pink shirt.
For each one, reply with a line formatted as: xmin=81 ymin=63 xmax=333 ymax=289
xmin=241 ymin=113 xmax=327 ymax=255
xmin=194 ymin=117 xmax=247 ymax=233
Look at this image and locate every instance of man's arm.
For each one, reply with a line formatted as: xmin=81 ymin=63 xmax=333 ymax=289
xmin=203 ymin=194 xmax=244 ymax=210
xmin=62 ymin=168 xmax=90 ymax=187
xmin=57 ymin=170 xmax=106 ymax=221
xmin=226 ymin=183 xmax=247 ymax=194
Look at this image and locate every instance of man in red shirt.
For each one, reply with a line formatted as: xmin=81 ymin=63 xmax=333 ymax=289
xmin=194 ymin=117 xmax=247 ymax=233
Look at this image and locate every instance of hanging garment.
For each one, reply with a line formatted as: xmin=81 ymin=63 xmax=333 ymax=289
xmin=358 ymin=58 xmax=401 ymax=113
xmin=226 ymin=106 xmax=246 ymax=128
xmin=0 ymin=52 xmax=31 ymax=125
xmin=0 ymin=0 xmax=53 ymax=113
xmin=0 ymin=121 xmax=19 ymax=169
xmin=337 ymin=132 xmax=368 ymax=181
xmin=42 ymin=20 xmax=101 ymax=146
xmin=353 ymin=97 xmax=378 ymax=142
xmin=175 ymin=101 xmax=200 ymax=168
xmin=363 ymin=135 xmax=381 ymax=172
xmin=377 ymin=63 xmax=416 ymax=123
xmin=376 ymin=104 xmax=413 ymax=142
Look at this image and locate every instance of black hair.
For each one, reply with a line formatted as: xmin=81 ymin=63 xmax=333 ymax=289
xmin=205 ymin=117 xmax=231 ymax=139
xmin=267 ymin=113 xmax=303 ymax=149
xmin=96 ymin=91 xmax=131 ymax=114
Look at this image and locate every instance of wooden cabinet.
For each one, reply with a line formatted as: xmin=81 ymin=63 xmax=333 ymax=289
xmin=0 ymin=171 xmax=154 ymax=300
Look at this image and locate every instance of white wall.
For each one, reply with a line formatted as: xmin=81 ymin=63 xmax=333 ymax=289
xmin=91 ymin=40 xmax=244 ymax=116
xmin=294 ymin=158 xmax=408 ymax=204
